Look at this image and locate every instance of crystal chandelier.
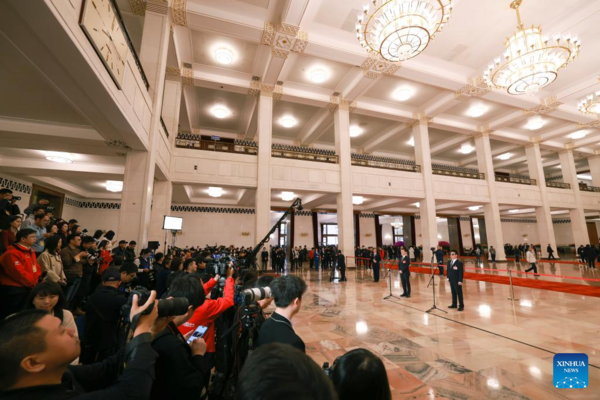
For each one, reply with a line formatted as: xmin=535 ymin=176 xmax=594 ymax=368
xmin=356 ymin=0 xmax=452 ymax=62
xmin=391 ymin=218 xmax=402 ymax=229
xmin=578 ymin=89 xmax=600 ymax=116
xmin=484 ymin=0 xmax=581 ymax=96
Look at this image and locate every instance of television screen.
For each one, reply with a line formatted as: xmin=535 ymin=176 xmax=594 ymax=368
xmin=163 ymin=216 xmax=183 ymax=231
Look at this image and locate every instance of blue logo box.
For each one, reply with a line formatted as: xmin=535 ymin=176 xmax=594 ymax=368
xmin=554 ymin=353 xmax=588 ymax=389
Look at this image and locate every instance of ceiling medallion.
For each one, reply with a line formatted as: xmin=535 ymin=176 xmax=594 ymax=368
xmin=356 ymin=0 xmax=452 ymax=62
xmin=484 ymin=0 xmax=581 ymax=96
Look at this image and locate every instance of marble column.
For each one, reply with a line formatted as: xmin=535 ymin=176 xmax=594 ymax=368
xmin=254 ymin=93 xmax=273 ymax=242
xmin=559 ymin=149 xmax=589 ymax=246
xmin=588 ymin=155 xmax=600 ymax=187
xmin=333 ymin=104 xmax=354 ymax=260
xmin=162 ymin=78 xmax=183 ymax=147
xmin=526 ymin=143 xmax=559 ymax=258
xmin=148 ymin=180 xmax=173 ymax=245
xmin=117 ymin=6 xmax=170 ymax=246
xmin=473 ymin=132 xmax=507 ymax=261
xmin=412 ymin=118 xmax=437 ymax=261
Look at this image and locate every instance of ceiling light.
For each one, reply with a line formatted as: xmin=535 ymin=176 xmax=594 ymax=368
xmin=414 ymin=202 xmax=420 ymax=208
xmin=309 ymin=68 xmax=328 ymax=83
xmin=214 ymin=47 xmax=234 ymax=65
xmin=281 ymin=191 xmax=295 ymax=201
xmin=509 ymin=209 xmax=520 ymax=213
xmin=459 ymin=144 xmax=474 ymax=154
xmin=483 ymin=0 xmax=580 ymax=95
xmin=352 ymin=196 xmax=364 ymax=205
xmin=407 ymin=137 xmax=415 ymax=146
xmin=569 ymin=130 xmax=588 ymax=140
xmin=207 ymin=187 xmax=224 ymax=197
xmin=211 ymin=105 xmax=231 ymax=119
xmin=468 ymin=206 xmax=481 ymax=211
xmin=105 ymin=181 xmax=123 ymax=192
xmin=578 ymin=90 xmax=600 ymax=116
xmin=279 ymin=116 xmax=297 ymax=128
xmin=356 ymin=0 xmax=452 ymax=62
xmin=45 ymin=151 xmax=74 ymax=163
xmin=393 ymin=87 xmax=413 ymax=101
xmin=349 ymin=126 xmax=363 ymax=137
xmin=525 ymin=117 xmax=545 ymax=131
xmin=467 ymin=105 xmax=487 ymax=118
xmin=498 ymin=153 xmax=512 ymax=160
xmin=391 ymin=218 xmax=402 ymax=229
xmin=487 ymin=379 xmax=500 ymax=390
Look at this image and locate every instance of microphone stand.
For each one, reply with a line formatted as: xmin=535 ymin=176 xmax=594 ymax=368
xmin=426 ymin=251 xmax=447 ymax=314
xmin=383 ymin=259 xmax=402 ymax=300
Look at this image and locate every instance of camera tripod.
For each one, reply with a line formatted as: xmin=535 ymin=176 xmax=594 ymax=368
xmin=383 ymin=260 xmax=402 ymax=300
xmin=426 ymin=253 xmax=447 ymax=314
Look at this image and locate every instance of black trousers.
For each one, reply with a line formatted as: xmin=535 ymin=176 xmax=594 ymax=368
xmin=437 ymin=262 xmax=444 ymax=276
xmin=400 ymin=271 xmax=411 ymax=295
xmin=449 ymin=280 xmax=464 ymax=307
xmin=548 ymin=252 xmax=555 ymax=259
xmin=525 ymin=263 xmax=538 ymax=273
xmin=373 ymin=264 xmax=380 ymax=282
xmin=588 ymin=259 xmax=595 ymax=269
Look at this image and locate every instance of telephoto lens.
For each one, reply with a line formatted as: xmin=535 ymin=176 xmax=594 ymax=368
xmin=157 ymin=297 xmax=189 ymax=317
xmin=242 ymin=286 xmax=272 ymax=304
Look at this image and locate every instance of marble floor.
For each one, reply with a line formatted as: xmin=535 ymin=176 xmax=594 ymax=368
xmin=287 ymin=265 xmax=600 ymax=399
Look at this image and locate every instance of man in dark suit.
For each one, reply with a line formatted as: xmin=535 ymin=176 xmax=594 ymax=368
xmin=261 ymin=247 xmax=269 ymax=270
xmin=257 ymin=275 xmax=307 ymax=353
xmin=435 ymin=245 xmax=444 ymax=276
xmin=336 ymin=250 xmax=346 ymax=282
xmin=372 ymin=250 xmax=381 ymax=282
xmin=546 ymin=244 xmax=555 ymax=260
xmin=447 ymin=250 xmax=464 ymax=311
xmin=399 ymin=248 xmax=411 ymax=298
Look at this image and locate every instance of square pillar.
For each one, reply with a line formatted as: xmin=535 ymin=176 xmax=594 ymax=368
xmin=254 ymin=93 xmax=273 ymax=241
xmin=588 ymin=155 xmax=600 ymax=187
xmin=526 ymin=143 xmax=558 ymax=258
xmin=162 ymin=78 xmax=183 ymax=146
xmin=412 ymin=119 xmax=437 ymax=261
xmin=333 ymin=105 xmax=354 ymax=257
xmin=149 ymin=180 xmax=173 ymax=244
xmin=473 ymin=132 xmax=506 ymax=261
xmin=559 ymin=150 xmax=588 ymax=246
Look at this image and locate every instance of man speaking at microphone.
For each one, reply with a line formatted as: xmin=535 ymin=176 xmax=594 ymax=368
xmin=399 ymin=247 xmax=411 ymax=298
xmin=447 ymin=250 xmax=464 ymax=311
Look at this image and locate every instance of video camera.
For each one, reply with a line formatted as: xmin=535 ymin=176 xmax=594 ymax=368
xmin=12 ymin=196 xmax=21 ymax=201
xmin=121 ymin=286 xmax=189 ymax=325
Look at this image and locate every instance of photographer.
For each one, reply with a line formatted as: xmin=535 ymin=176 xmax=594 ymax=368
xmin=21 ymin=206 xmax=45 ymax=229
xmin=150 ymin=275 xmax=208 ymax=399
xmin=23 ymin=197 xmax=49 ymax=216
xmin=178 ymin=264 xmax=235 ymax=388
xmin=0 ymin=291 xmax=160 ymax=399
xmin=257 ymin=275 xmax=307 ymax=353
xmin=60 ymin=234 xmax=88 ymax=310
xmin=72 ymin=236 xmax=98 ymax=310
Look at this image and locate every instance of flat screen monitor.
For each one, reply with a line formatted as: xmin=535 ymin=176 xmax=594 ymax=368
xmin=163 ymin=216 xmax=183 ymax=231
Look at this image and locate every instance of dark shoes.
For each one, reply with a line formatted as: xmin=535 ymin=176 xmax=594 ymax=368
xmin=448 ymin=305 xmax=457 ymax=309
xmin=458 ymin=307 xmax=464 ymax=311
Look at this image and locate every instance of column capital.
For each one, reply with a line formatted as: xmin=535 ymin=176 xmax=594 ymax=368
xmin=165 ymin=66 xmax=181 ymax=82
xmin=181 ymin=62 xmax=193 ymax=85
xmin=328 ymin=95 xmax=356 ymax=113
xmin=360 ymin=54 xmax=401 ymax=79
xmin=171 ymin=0 xmax=187 ymax=26
xmin=454 ymin=76 xmax=490 ymax=101
xmin=578 ymin=118 xmax=600 ymax=130
xmin=412 ymin=112 xmax=432 ymax=127
xmin=146 ymin=0 xmax=169 ymax=15
xmin=248 ymin=78 xmax=283 ymax=100
xmin=522 ymin=95 xmax=562 ymax=116
xmin=260 ymin=22 xmax=309 ymax=54
xmin=588 ymin=149 xmax=600 ymax=159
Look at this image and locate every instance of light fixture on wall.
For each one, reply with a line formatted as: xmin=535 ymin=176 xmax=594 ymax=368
xmin=281 ymin=191 xmax=295 ymax=201
xmin=468 ymin=206 xmax=481 ymax=211
xmin=105 ymin=180 xmax=123 ymax=192
xmin=208 ymin=187 xmax=224 ymax=197
xmin=349 ymin=126 xmax=363 ymax=137
xmin=309 ymin=68 xmax=328 ymax=83
xmin=393 ymin=87 xmax=413 ymax=101
xmin=498 ymin=152 xmax=513 ymax=160
xmin=352 ymin=196 xmax=365 ymax=205
xmin=391 ymin=218 xmax=402 ymax=228
xmin=525 ymin=116 xmax=545 ymax=131
xmin=279 ymin=116 xmax=298 ymax=128
xmin=211 ymin=105 xmax=231 ymax=119
xmin=467 ymin=105 xmax=487 ymax=118
xmin=241 ymin=232 xmax=250 ymax=236
xmin=459 ymin=144 xmax=474 ymax=154
xmin=45 ymin=151 xmax=74 ymax=164
xmin=214 ymin=47 xmax=234 ymax=65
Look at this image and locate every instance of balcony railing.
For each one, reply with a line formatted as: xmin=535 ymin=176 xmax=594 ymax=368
xmin=351 ymin=154 xmax=420 ymax=173
xmin=175 ymin=134 xmax=258 ymax=155
xmin=546 ymin=181 xmax=571 ymax=189
xmin=432 ymin=164 xmax=484 ymax=180
xmin=271 ymin=144 xmax=338 ymax=163
xmin=579 ymin=183 xmax=600 ymax=193
xmin=495 ymin=174 xmax=537 ymax=186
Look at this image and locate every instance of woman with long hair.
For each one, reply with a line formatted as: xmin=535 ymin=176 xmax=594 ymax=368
xmin=57 ymin=221 xmax=69 ymax=248
xmin=97 ymin=239 xmax=113 ymax=276
xmin=330 ymin=349 xmax=391 ymax=400
xmin=37 ymin=235 xmax=66 ymax=285
xmin=0 ymin=215 xmax=21 ymax=254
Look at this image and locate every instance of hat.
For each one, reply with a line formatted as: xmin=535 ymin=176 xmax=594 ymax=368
xmin=102 ymin=267 xmax=121 ymax=282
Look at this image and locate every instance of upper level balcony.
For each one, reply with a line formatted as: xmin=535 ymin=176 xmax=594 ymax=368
xmin=175 ymin=133 xmax=258 ymax=155
xmin=351 ymin=153 xmax=420 ymax=173
xmin=495 ymin=174 xmax=537 ymax=186
xmin=432 ymin=164 xmax=484 ymax=180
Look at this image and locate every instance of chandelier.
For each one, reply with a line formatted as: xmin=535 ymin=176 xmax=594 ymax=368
xmin=483 ymin=0 xmax=581 ymax=96
xmin=391 ymin=218 xmax=402 ymax=229
xmin=356 ymin=0 xmax=452 ymax=62
xmin=578 ymin=89 xmax=600 ymax=116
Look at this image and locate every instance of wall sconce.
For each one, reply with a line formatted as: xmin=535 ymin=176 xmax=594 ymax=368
xmin=365 ymin=233 xmax=373 ymax=237
xmin=522 ymin=234 xmax=528 ymax=238
xmin=300 ymin=233 xmax=308 ymax=237
xmin=463 ymin=233 xmax=471 ymax=237
xmin=241 ymin=232 xmax=250 ymax=236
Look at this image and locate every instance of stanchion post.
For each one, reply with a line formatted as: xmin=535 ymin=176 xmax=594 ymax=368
xmin=507 ymin=269 xmax=519 ymax=301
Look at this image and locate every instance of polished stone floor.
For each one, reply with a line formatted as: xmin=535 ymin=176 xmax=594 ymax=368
xmin=287 ymin=265 xmax=600 ymax=399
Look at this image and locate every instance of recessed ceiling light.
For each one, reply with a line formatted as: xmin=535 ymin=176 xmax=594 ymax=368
xmin=525 ymin=117 xmax=545 ymax=131
xmin=214 ymin=47 xmax=234 ymax=65
xmin=509 ymin=209 xmax=520 ymax=213
xmin=498 ymin=153 xmax=512 ymax=160
xmin=414 ymin=202 xmax=420 ymax=208
xmin=349 ymin=126 xmax=363 ymax=137
xmin=45 ymin=151 xmax=74 ymax=163
xmin=105 ymin=181 xmax=123 ymax=192
xmin=393 ymin=87 xmax=413 ymax=101
xmin=352 ymin=196 xmax=365 ymax=205
xmin=569 ymin=130 xmax=588 ymax=139
xmin=459 ymin=144 xmax=474 ymax=154
xmin=279 ymin=116 xmax=297 ymax=128
xmin=211 ymin=105 xmax=231 ymax=119
xmin=467 ymin=105 xmax=487 ymax=118
xmin=281 ymin=191 xmax=295 ymax=201
xmin=309 ymin=68 xmax=328 ymax=83
xmin=468 ymin=206 xmax=481 ymax=211
xmin=207 ymin=187 xmax=224 ymax=197
xmin=407 ymin=137 xmax=415 ymax=146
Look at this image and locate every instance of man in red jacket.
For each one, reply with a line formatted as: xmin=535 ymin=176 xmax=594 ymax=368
xmin=0 ymin=228 xmax=41 ymax=319
xmin=179 ymin=265 xmax=235 ymax=389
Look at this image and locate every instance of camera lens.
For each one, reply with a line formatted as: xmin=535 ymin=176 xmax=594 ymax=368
xmin=157 ymin=297 xmax=189 ymax=318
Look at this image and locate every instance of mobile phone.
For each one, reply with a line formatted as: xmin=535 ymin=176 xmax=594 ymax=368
xmin=187 ymin=325 xmax=208 ymax=344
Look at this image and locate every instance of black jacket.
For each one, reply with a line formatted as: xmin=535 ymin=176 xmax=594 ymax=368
xmin=435 ymin=249 xmax=444 ymax=264
xmin=336 ymin=254 xmax=345 ymax=269
xmin=83 ymin=286 xmax=128 ymax=352
xmin=399 ymin=255 xmax=410 ymax=273
xmin=447 ymin=259 xmax=464 ymax=283
xmin=257 ymin=312 xmax=305 ymax=353
xmin=150 ymin=323 xmax=206 ymax=400
xmin=0 ymin=334 xmax=157 ymax=400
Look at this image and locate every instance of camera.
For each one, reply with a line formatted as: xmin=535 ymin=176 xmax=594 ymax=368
xmin=12 ymin=196 xmax=21 ymax=201
xmin=121 ymin=286 xmax=189 ymax=324
xmin=46 ymin=206 xmax=55 ymax=212
xmin=430 ymin=247 xmax=435 ymax=251
xmin=242 ymin=286 xmax=271 ymax=304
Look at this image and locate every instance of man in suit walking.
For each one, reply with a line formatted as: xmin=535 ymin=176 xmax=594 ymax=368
xmin=372 ymin=250 xmax=381 ymax=282
xmin=257 ymin=275 xmax=307 ymax=353
xmin=447 ymin=250 xmax=464 ymax=311
xmin=399 ymin=248 xmax=411 ymax=298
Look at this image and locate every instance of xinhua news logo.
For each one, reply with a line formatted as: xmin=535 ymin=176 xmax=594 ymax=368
xmin=553 ymin=353 xmax=588 ymax=389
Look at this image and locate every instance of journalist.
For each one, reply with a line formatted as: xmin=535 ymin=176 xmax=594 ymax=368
xmin=0 ymin=291 xmax=160 ymax=399
xmin=23 ymin=197 xmax=49 ymax=216
xmin=60 ymin=234 xmax=88 ymax=309
xmin=330 ymin=348 xmax=391 ymax=400
xmin=257 ymin=275 xmax=307 ymax=353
